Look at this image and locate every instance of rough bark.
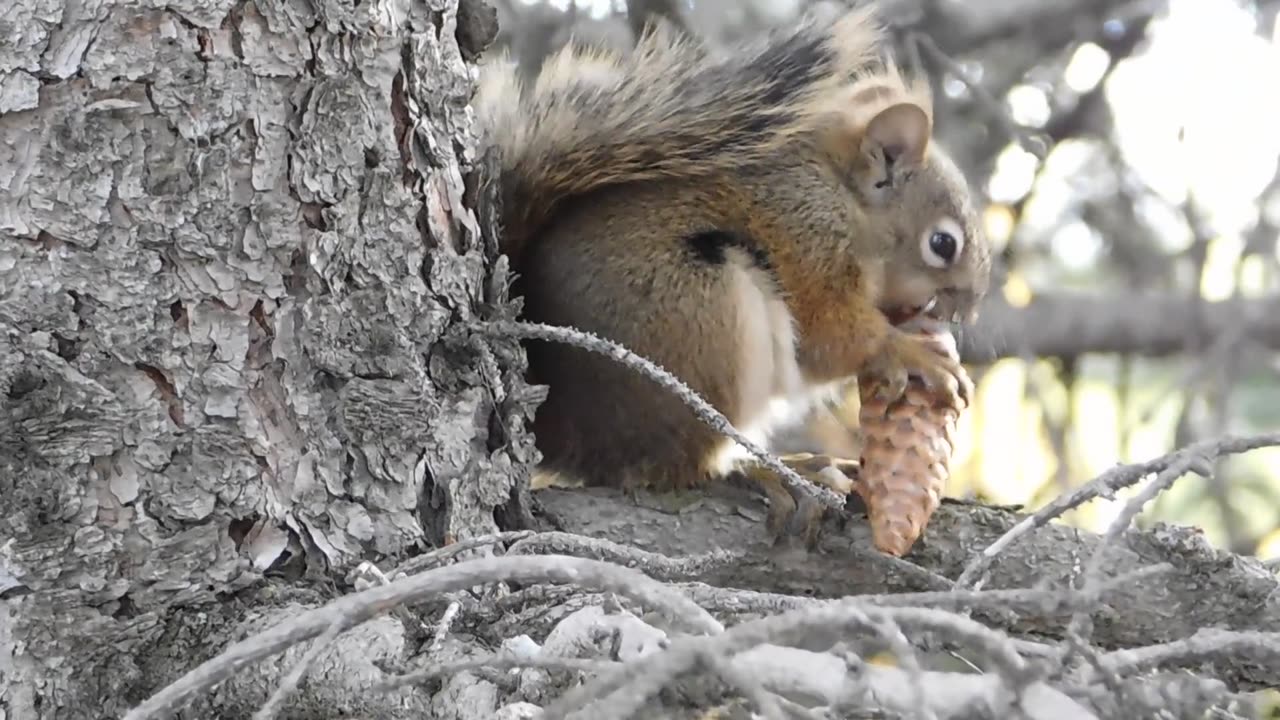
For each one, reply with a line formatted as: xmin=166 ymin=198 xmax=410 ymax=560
xmin=0 ymin=0 xmax=533 ymax=716
xmin=533 ymin=485 xmax=1280 ymax=693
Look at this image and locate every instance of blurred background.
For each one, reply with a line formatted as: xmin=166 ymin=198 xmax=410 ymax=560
xmin=484 ymin=0 xmax=1280 ymax=560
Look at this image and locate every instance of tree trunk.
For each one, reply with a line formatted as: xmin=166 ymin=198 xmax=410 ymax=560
xmin=0 ymin=0 xmax=532 ymax=716
xmin=4 ymin=1 xmax=1278 ymax=718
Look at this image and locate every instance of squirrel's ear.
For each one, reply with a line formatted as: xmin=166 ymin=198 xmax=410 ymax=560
xmin=859 ymin=102 xmax=930 ymax=185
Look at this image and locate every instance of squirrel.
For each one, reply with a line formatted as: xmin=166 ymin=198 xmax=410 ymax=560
xmin=473 ymin=6 xmax=991 ymax=544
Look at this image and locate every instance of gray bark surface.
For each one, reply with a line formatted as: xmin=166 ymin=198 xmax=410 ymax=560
xmin=534 ymin=486 xmax=1280 ymax=690
xmin=1 ymin=0 xmax=531 ymax=715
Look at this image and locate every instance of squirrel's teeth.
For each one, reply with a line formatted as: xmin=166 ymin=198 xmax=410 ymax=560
xmin=921 ymin=297 xmax=937 ymax=315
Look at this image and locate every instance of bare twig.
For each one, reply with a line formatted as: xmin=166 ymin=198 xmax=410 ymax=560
xmin=377 ymin=652 xmax=621 ymax=690
xmin=550 ymin=601 xmax=1045 ymax=719
xmin=1056 ymin=626 xmax=1124 ymax=698
xmin=956 ymin=433 xmax=1280 ymax=590
xmin=123 ymin=555 xmax=722 ymax=720
xmin=699 ymin=649 xmax=789 ymax=720
xmin=873 ymin=550 xmax=957 ymax=592
xmin=1064 ymin=443 xmax=1218 ymax=652
xmin=475 ymin=320 xmax=846 ymax=510
xmin=376 ymin=561 xmax=1249 ymax=717
xmin=390 ymin=530 xmax=536 ymax=577
xmin=960 ymin=292 xmax=1280 ymax=362
xmin=1095 ymin=629 xmax=1280 ymax=680
xmin=556 ymin=642 xmax=707 ymax=720
xmin=429 ymin=601 xmax=463 ymax=656
xmin=867 ymin=613 xmax=936 ymax=720
xmin=251 ymin=622 xmax=345 ymax=720
xmin=732 ymin=646 xmax=1098 ymax=719
xmin=506 ymin=531 xmax=744 ymax=582
xmin=680 ymin=563 xmax=1172 ymax=628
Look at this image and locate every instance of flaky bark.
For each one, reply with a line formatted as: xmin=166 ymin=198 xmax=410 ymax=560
xmin=534 ymin=486 xmax=1280 ymax=691
xmin=1 ymin=0 xmax=531 ymax=716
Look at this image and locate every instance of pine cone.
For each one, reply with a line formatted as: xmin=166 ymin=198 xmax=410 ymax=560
xmin=857 ymin=319 xmax=966 ymax=556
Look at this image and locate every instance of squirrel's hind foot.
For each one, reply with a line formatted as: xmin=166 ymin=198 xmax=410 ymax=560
xmin=732 ymin=453 xmax=860 ymax=550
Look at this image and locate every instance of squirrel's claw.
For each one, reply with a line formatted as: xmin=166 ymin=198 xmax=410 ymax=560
xmin=917 ymin=351 xmax=972 ymax=409
xmin=874 ymin=370 xmax=910 ymax=406
xmin=735 ymin=453 xmax=859 ymax=550
xmin=867 ymin=331 xmax=971 ymax=411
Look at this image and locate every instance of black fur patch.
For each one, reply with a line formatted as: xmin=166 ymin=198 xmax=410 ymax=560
xmin=686 ymin=229 xmax=772 ymax=271
xmin=696 ymin=30 xmax=831 ymax=153
xmin=755 ymin=33 xmax=826 ymax=107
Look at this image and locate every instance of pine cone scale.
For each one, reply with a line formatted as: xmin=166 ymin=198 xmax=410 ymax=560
xmin=856 ymin=318 xmax=969 ymax=557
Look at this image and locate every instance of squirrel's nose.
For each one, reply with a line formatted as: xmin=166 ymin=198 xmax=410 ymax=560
xmin=938 ymin=288 xmax=982 ymax=325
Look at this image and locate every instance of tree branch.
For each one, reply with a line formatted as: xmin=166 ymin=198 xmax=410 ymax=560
xmin=963 ymin=292 xmax=1280 ymax=361
xmin=531 ymin=484 xmax=1280 ymax=691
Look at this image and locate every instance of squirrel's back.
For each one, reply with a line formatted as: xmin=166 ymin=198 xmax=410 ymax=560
xmin=473 ymin=7 xmax=890 ymax=259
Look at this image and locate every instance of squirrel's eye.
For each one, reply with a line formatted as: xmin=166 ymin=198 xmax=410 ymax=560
xmin=930 ymin=232 xmax=956 ymax=260
xmin=920 ymin=218 xmax=965 ymax=269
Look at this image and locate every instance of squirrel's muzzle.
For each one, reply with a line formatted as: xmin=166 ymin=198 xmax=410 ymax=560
xmin=931 ymin=288 xmax=984 ymax=326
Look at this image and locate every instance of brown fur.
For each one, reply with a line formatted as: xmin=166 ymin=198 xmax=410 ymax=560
xmin=477 ymin=7 xmax=992 ymax=508
xmin=474 ymin=6 xmax=882 ymax=261
xmin=517 ymin=181 xmax=756 ymax=489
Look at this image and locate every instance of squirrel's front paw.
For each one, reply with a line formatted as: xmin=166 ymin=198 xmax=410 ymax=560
xmin=866 ymin=331 xmax=972 ymax=409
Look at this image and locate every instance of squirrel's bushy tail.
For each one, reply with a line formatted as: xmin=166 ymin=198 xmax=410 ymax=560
xmin=473 ymin=6 xmax=889 ymax=259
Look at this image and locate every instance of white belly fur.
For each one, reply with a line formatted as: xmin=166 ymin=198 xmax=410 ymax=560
xmin=706 ymin=253 xmax=846 ymax=476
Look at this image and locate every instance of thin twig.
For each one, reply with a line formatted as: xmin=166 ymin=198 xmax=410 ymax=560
xmin=429 ymin=601 xmax=462 ymax=655
xmin=252 ymin=622 xmax=345 ymax=720
xmin=1056 ymin=626 xmax=1124 ymax=698
xmin=1095 ymin=629 xmax=1280 ymax=680
xmin=557 ymin=642 xmax=707 ymax=720
xmin=123 ymin=555 xmax=722 ymax=720
xmin=700 ymin=649 xmax=789 ymax=720
xmin=506 ymin=530 xmax=744 ymax=582
xmin=1064 ymin=447 xmax=1216 ymax=651
xmin=377 ymin=652 xmax=621 ymax=690
xmin=390 ymin=530 xmax=536 ymax=577
xmin=676 ymin=563 xmax=1172 ymax=626
xmin=549 ymin=601 xmax=1042 ymax=718
xmin=956 ymin=433 xmax=1280 ymax=590
xmin=868 ymin=613 xmax=936 ymax=720
xmin=474 ymin=320 xmax=847 ymax=510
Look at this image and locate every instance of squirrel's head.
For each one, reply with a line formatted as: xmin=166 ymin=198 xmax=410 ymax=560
xmin=833 ymin=78 xmax=992 ymax=327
